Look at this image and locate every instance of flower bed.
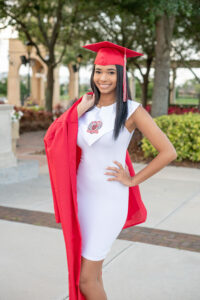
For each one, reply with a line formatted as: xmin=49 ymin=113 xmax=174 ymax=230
xmin=13 ymin=106 xmax=54 ymax=134
xmin=13 ymin=103 xmax=70 ymax=133
xmin=145 ymin=104 xmax=200 ymax=114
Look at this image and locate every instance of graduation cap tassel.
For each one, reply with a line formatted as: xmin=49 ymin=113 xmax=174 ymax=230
xmin=123 ymin=49 xmax=127 ymax=102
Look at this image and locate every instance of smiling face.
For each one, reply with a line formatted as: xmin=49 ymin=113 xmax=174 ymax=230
xmin=93 ymin=64 xmax=117 ymax=95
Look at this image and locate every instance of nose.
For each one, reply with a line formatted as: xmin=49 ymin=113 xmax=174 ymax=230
xmin=99 ymin=73 xmax=108 ymax=81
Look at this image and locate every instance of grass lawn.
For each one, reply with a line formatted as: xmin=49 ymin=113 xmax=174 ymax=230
xmin=174 ymin=98 xmax=199 ymax=105
xmin=136 ymin=98 xmax=199 ymax=106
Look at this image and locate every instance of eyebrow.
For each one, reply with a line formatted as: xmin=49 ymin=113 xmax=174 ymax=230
xmin=95 ymin=68 xmax=116 ymax=71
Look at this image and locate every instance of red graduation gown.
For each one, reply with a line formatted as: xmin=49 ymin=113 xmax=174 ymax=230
xmin=43 ymin=94 xmax=147 ymax=300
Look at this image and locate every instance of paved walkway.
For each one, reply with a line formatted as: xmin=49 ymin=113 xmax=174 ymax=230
xmin=0 ymin=130 xmax=200 ymax=300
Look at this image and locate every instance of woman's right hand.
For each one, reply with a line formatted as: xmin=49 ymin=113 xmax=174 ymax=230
xmin=80 ymin=93 xmax=95 ymax=110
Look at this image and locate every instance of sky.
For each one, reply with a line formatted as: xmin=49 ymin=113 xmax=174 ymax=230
xmin=0 ymin=26 xmax=200 ymax=86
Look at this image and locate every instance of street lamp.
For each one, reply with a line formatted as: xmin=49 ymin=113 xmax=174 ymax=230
xmin=76 ymin=54 xmax=83 ymax=64
xmin=26 ymin=41 xmax=34 ymax=100
xmin=20 ymin=41 xmax=34 ymax=105
xmin=72 ymin=54 xmax=83 ymax=96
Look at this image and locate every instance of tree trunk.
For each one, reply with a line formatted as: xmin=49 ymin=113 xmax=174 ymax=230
xmin=46 ymin=65 xmax=54 ymax=112
xmin=141 ymin=74 xmax=149 ymax=107
xmin=143 ymin=57 xmax=153 ymax=107
xmin=169 ymin=67 xmax=177 ymax=104
xmin=129 ymin=71 xmax=136 ymax=100
xmin=135 ymin=56 xmax=153 ymax=108
xmin=151 ymin=14 xmax=175 ymax=117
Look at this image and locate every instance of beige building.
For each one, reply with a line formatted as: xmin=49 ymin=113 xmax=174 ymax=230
xmin=7 ymin=38 xmax=60 ymax=107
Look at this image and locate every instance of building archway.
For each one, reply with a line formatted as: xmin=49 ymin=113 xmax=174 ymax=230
xmin=8 ymin=38 xmax=60 ymax=108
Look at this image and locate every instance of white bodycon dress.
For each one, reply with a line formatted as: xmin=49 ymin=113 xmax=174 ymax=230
xmin=77 ymin=99 xmax=141 ymax=261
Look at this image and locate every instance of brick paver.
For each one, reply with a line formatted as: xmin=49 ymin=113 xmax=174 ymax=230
xmin=5 ymin=130 xmax=200 ymax=255
xmin=1 ymin=205 xmax=199 ymax=253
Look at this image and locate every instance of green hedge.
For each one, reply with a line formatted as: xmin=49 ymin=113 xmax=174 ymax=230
xmin=141 ymin=112 xmax=200 ymax=162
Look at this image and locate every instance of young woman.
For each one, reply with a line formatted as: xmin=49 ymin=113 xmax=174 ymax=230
xmin=76 ymin=41 xmax=177 ymax=300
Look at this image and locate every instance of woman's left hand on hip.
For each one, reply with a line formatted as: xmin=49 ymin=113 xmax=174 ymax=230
xmin=104 ymin=160 xmax=133 ymax=187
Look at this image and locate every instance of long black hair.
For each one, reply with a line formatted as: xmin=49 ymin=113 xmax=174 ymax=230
xmin=88 ymin=64 xmax=132 ymax=140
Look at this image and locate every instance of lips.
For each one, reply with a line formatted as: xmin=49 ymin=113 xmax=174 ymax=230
xmin=98 ymin=84 xmax=111 ymax=89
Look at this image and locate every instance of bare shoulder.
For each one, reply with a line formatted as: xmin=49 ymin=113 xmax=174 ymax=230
xmin=125 ymin=100 xmax=143 ymax=132
xmin=130 ymin=104 xmax=159 ymax=134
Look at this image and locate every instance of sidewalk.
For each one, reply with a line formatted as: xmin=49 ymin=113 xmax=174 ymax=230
xmin=0 ymin=130 xmax=200 ymax=300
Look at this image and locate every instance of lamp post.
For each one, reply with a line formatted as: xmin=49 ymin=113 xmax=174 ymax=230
xmin=20 ymin=41 xmax=34 ymax=105
xmin=72 ymin=54 xmax=83 ymax=97
xmin=26 ymin=41 xmax=34 ymax=99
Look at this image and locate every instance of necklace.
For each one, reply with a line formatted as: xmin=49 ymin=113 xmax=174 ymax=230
xmin=96 ymin=102 xmax=116 ymax=108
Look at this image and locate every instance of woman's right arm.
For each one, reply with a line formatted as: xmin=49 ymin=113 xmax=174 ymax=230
xmin=77 ymin=93 xmax=95 ymax=118
xmin=77 ymin=103 xmax=88 ymax=118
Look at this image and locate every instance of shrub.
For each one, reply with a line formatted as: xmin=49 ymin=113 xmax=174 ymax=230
xmin=13 ymin=101 xmax=73 ymax=133
xmin=13 ymin=106 xmax=53 ymax=133
xmin=141 ymin=112 xmax=200 ymax=162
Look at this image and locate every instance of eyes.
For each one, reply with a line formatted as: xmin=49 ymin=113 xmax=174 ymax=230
xmin=95 ymin=71 xmax=116 ymax=75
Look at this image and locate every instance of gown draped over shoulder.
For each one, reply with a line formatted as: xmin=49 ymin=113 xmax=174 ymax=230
xmin=77 ymin=99 xmax=141 ymax=261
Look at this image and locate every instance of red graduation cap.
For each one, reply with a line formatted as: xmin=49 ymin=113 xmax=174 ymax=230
xmin=82 ymin=41 xmax=143 ymax=102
